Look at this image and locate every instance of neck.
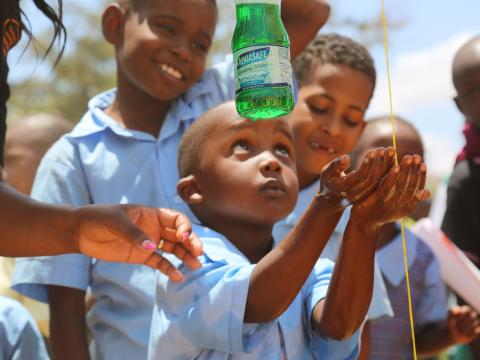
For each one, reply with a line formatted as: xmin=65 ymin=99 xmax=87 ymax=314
xmin=200 ymin=214 xmax=274 ymax=264
xmin=106 ymin=72 xmax=172 ymax=137
xmin=297 ymin=166 xmax=320 ymax=190
xmin=376 ymin=222 xmax=398 ymax=250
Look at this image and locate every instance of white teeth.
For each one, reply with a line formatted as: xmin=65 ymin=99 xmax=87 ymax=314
xmin=310 ymin=142 xmax=320 ymax=149
xmin=328 ymin=148 xmax=336 ymax=154
xmin=160 ymin=64 xmax=182 ymax=80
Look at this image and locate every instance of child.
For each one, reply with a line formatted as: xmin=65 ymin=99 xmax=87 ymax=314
xmin=442 ymin=34 xmax=480 ymax=357
xmin=12 ymin=0 xmax=331 ymax=359
xmin=354 ymin=116 xmax=480 ymax=358
xmin=147 ymin=101 xmax=429 ymax=359
xmin=272 ymin=33 xmax=394 ymax=351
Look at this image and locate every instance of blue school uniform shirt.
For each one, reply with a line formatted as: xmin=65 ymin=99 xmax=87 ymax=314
xmin=0 ymin=296 xmax=49 ymax=360
xmin=148 ymin=224 xmax=360 ymax=360
xmin=273 ymin=179 xmax=394 ymax=321
xmin=12 ymin=59 xmax=236 ymax=360
xmin=369 ymin=226 xmax=448 ymax=359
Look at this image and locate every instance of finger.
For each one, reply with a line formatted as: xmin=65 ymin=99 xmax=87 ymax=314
xmin=343 ymin=150 xmax=378 ymax=192
xmin=378 ymin=165 xmax=399 ymax=201
xmin=161 ymin=240 xmax=202 ymax=269
xmin=321 ymin=155 xmax=350 ymax=181
xmin=116 ymin=207 xmax=158 ymax=254
xmin=404 ymin=156 xmax=422 ymax=203
xmin=157 ymin=208 xmax=193 ymax=243
xmin=394 ymin=155 xmax=413 ymax=203
xmin=144 ymin=253 xmax=185 ymax=282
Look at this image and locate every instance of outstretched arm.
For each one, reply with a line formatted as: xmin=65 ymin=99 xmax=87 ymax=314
xmin=245 ymin=150 xmax=393 ymax=323
xmin=313 ymin=153 xmax=430 ymax=340
xmin=0 ymin=180 xmax=202 ymax=282
xmin=282 ymin=0 xmax=330 ymax=58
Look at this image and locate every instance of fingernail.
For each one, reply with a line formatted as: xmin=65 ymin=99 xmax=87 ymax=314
xmin=142 ymin=240 xmax=156 ymax=252
xmin=182 ymin=232 xmax=190 ymax=242
xmin=363 ymin=158 xmax=369 ymax=164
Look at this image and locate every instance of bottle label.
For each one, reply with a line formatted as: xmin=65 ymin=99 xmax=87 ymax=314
xmin=233 ymin=45 xmax=293 ymax=94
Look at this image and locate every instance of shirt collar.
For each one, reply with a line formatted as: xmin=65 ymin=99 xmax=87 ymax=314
xmin=376 ymin=225 xmax=418 ymax=287
xmin=68 ymin=77 xmax=211 ymax=140
xmin=192 ymin=223 xmax=251 ymax=265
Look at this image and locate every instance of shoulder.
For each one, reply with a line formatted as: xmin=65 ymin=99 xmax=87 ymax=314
xmin=448 ymin=160 xmax=480 ymax=188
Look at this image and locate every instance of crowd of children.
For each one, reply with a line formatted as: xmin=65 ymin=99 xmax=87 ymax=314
xmin=0 ymin=0 xmax=480 ymax=359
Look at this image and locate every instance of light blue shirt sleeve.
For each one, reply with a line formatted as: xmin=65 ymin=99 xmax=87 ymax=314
xmin=12 ymin=138 xmax=92 ymax=303
xmin=0 ymin=296 xmax=50 ymax=360
xmin=415 ymin=255 xmax=448 ymax=326
xmin=149 ymin=230 xmax=275 ymax=358
xmin=304 ymin=259 xmax=360 ymax=360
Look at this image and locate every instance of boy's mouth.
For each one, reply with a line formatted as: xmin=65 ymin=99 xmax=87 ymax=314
xmin=260 ymin=179 xmax=287 ymax=197
xmin=309 ymin=141 xmax=337 ymax=155
xmin=158 ymin=63 xmax=184 ymax=81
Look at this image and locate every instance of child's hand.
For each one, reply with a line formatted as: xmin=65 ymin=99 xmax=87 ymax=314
xmin=448 ymin=305 xmax=480 ymax=344
xmin=349 ymin=154 xmax=430 ymax=227
xmin=319 ymin=147 xmax=395 ymax=209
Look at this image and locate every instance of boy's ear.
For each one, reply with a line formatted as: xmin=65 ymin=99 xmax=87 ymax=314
xmin=454 ymin=95 xmax=466 ymax=115
xmin=177 ymin=175 xmax=204 ymax=204
xmin=102 ymin=4 xmax=126 ymax=46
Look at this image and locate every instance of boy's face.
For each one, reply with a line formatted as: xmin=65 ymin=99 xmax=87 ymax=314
xmin=454 ymin=63 xmax=480 ymax=128
xmin=113 ymin=0 xmax=217 ymax=102
xmin=289 ymin=63 xmax=372 ymax=180
xmin=193 ymin=106 xmax=298 ymax=226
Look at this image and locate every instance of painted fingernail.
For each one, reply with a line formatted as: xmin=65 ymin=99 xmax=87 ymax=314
xmin=142 ymin=240 xmax=156 ymax=252
xmin=182 ymin=232 xmax=190 ymax=242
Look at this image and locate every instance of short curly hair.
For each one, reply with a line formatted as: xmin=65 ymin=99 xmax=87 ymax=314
xmin=293 ymin=33 xmax=376 ymax=92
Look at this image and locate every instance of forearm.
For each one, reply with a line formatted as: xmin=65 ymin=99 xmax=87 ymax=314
xmin=417 ymin=323 xmax=456 ymax=356
xmin=281 ymin=0 xmax=330 ymax=58
xmin=313 ymin=220 xmax=378 ymax=340
xmin=245 ymin=195 xmax=342 ymax=323
xmin=48 ymin=286 xmax=91 ymax=360
xmin=0 ymin=181 xmax=79 ymax=256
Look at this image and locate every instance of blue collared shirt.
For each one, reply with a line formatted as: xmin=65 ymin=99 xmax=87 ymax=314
xmin=273 ymin=180 xmax=394 ymax=321
xmin=0 ymin=296 xmax=49 ymax=360
xmin=148 ymin=224 xmax=359 ymax=360
xmin=12 ymin=59 xmax=236 ymax=360
xmin=375 ymin=226 xmax=447 ymax=325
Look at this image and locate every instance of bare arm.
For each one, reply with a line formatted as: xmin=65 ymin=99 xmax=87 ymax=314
xmin=245 ymin=194 xmax=342 ymax=323
xmin=0 ymin=180 xmax=202 ymax=282
xmin=312 ymin=221 xmax=378 ymax=340
xmin=313 ymin=152 xmax=429 ymax=340
xmin=281 ymin=0 xmax=330 ymax=58
xmin=244 ymin=151 xmax=392 ymax=323
xmin=48 ymin=286 xmax=90 ymax=360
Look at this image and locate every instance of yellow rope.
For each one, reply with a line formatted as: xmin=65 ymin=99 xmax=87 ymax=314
xmin=380 ymin=1 xmax=418 ymax=358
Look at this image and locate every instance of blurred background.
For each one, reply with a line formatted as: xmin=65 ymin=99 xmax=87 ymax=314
xmin=6 ymin=0 xmax=480 ymax=186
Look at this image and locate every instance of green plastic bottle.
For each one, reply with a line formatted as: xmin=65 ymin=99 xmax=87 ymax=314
xmin=232 ymin=0 xmax=294 ymax=120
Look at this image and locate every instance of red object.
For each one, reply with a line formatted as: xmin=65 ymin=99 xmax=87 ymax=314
xmin=456 ymin=123 xmax=480 ymax=165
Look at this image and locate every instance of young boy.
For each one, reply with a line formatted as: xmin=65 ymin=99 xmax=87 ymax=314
xmin=442 ymin=34 xmax=480 ymax=357
xmin=147 ymin=101 xmax=429 ymax=359
xmin=354 ymin=116 xmax=480 ymax=358
xmin=12 ymin=0 xmax=330 ymax=359
xmin=272 ymin=33 xmax=394 ymax=351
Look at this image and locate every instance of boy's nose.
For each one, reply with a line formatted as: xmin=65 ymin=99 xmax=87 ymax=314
xmin=171 ymin=43 xmax=190 ymax=63
xmin=321 ymin=117 xmax=342 ymax=138
xmin=260 ymin=155 xmax=281 ymax=175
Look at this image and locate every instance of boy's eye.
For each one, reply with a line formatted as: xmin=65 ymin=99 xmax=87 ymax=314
xmin=344 ymin=117 xmax=361 ymax=128
xmin=193 ymin=41 xmax=208 ymax=53
xmin=275 ymin=145 xmax=291 ymax=157
xmin=308 ymin=103 xmax=328 ymax=115
xmin=157 ymin=24 xmax=175 ymax=35
xmin=233 ymin=141 xmax=251 ymax=152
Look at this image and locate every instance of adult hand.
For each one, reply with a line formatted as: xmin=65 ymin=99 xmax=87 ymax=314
xmin=73 ymin=205 xmax=203 ymax=282
xmin=448 ymin=305 xmax=480 ymax=344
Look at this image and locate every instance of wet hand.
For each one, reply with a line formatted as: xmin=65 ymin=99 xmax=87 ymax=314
xmin=350 ymin=154 xmax=430 ymax=227
xmin=319 ymin=147 xmax=395 ymax=209
xmin=74 ymin=205 xmax=203 ymax=283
